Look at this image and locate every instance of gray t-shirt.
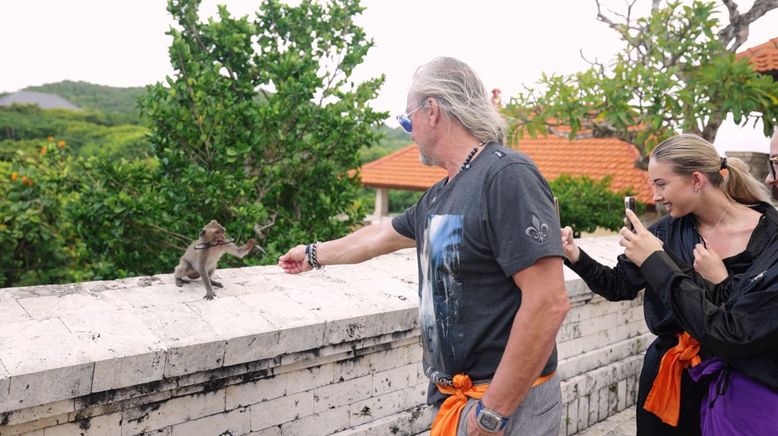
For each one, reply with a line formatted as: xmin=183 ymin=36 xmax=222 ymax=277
xmin=392 ymin=143 xmax=563 ymax=404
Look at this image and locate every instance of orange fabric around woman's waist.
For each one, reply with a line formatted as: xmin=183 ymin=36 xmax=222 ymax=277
xmin=430 ymin=371 xmax=556 ymax=436
xmin=643 ymin=332 xmax=701 ymax=426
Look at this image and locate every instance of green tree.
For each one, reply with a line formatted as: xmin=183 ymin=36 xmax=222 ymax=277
xmin=550 ymin=175 xmax=636 ymax=237
xmin=140 ymin=0 xmax=385 ymax=258
xmin=0 ymin=0 xmax=384 ymax=287
xmin=505 ymin=0 xmax=778 ymax=169
xmin=0 ymin=104 xmax=151 ymax=160
xmin=0 ymin=144 xmax=91 ymax=286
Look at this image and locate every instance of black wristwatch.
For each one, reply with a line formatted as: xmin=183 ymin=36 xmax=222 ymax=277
xmin=475 ymin=400 xmax=509 ymax=432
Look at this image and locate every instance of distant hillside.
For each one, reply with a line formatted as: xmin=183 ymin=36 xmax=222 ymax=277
xmin=0 ymin=104 xmax=149 ymax=160
xmin=359 ymin=124 xmax=410 ymax=164
xmin=24 ymin=81 xmax=146 ymax=125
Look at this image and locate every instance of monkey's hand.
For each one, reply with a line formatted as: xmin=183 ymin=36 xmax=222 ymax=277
xmin=278 ymin=244 xmax=311 ymax=274
xmin=246 ymin=239 xmax=256 ymax=252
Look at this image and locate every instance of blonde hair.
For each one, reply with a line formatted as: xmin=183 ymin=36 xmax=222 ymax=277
xmin=652 ymin=134 xmax=771 ymax=205
xmin=410 ymin=57 xmax=506 ymax=145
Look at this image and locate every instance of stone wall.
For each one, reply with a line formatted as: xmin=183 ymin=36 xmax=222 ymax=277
xmin=0 ymin=237 xmax=650 ymax=435
xmin=726 ymin=151 xmax=769 ymax=182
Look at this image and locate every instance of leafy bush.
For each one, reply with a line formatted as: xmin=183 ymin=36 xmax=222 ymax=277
xmin=549 ymin=174 xmax=639 ymax=237
xmin=0 ymin=0 xmax=386 ymax=286
xmin=0 ymin=144 xmax=91 ymax=286
xmin=0 ymin=105 xmax=151 ymax=160
xmin=139 ymin=0 xmax=385 ymax=260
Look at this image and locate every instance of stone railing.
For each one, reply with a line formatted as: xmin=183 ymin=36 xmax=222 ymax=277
xmin=0 ymin=236 xmax=650 ymax=435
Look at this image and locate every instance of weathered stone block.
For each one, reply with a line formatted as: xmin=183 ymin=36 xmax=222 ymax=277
xmin=225 ymin=374 xmax=285 ymax=410
xmin=60 ymin=311 xmax=166 ymax=392
xmin=250 ymin=391 xmax=314 ymax=431
xmin=43 ymin=411 xmax=122 ymax=436
xmin=313 ymin=375 xmax=373 ymax=413
xmin=280 ymin=406 xmax=350 ymax=436
xmin=372 ymin=364 xmax=417 ymax=397
xmin=169 ymin=407 xmax=250 ymax=436
xmin=121 ymin=389 xmax=225 ymax=436
xmin=0 ymin=319 xmax=93 ymax=413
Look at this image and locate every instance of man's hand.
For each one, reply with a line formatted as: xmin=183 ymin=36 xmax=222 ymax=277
xmin=693 ymin=243 xmax=727 ymax=284
xmin=561 ymin=226 xmax=580 ymax=263
xmin=465 ymin=405 xmax=505 ymax=436
xmin=278 ymin=244 xmax=311 ymax=274
xmin=619 ymin=209 xmax=663 ymax=266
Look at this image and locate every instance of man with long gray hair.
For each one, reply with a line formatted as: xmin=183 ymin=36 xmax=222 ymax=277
xmin=279 ymin=57 xmax=570 ymax=435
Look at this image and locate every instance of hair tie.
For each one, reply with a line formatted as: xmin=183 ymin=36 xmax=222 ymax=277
xmin=720 ymin=157 xmax=727 ymax=170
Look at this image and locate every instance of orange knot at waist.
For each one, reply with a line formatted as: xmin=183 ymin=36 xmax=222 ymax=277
xmin=643 ymin=332 xmax=702 ymax=427
xmin=431 ymin=374 xmax=489 ymax=436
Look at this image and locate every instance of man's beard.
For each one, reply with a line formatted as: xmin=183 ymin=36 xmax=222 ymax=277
xmin=772 ymin=185 xmax=778 ymax=203
xmin=419 ymin=151 xmax=435 ymax=167
xmin=418 ymin=143 xmax=438 ymax=167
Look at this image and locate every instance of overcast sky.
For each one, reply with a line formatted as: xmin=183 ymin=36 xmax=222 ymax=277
xmin=1 ymin=0 xmax=776 ymax=152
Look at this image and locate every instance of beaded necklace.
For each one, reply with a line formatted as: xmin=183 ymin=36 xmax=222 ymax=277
xmin=461 ymin=141 xmax=487 ymax=171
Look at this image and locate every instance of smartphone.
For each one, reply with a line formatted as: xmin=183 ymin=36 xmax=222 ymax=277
xmin=624 ymin=196 xmax=636 ymax=232
xmin=553 ymin=196 xmax=560 ymax=223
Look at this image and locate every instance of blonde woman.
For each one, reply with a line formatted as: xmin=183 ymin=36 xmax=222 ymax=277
xmin=562 ymin=134 xmax=778 ymax=435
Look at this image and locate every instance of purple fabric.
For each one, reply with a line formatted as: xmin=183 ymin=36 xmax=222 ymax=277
xmin=689 ymin=358 xmax=778 ymax=435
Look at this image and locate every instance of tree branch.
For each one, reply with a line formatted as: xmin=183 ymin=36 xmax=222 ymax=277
xmin=718 ymin=0 xmax=778 ymax=51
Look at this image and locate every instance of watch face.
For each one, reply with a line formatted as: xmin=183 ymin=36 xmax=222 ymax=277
xmin=479 ymin=411 xmax=501 ymax=431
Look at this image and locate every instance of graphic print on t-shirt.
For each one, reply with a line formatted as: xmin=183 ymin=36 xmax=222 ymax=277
xmin=420 ymin=214 xmax=464 ymax=379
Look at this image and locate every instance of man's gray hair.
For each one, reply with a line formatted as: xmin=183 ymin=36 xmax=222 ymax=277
xmin=410 ymin=57 xmax=506 ymax=145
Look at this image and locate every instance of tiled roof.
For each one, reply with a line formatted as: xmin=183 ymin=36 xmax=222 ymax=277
xmin=359 ymin=145 xmax=447 ymax=191
xmin=515 ymin=135 xmax=653 ymax=204
xmin=358 ymin=134 xmax=654 ymax=204
xmin=736 ymin=37 xmax=778 ymax=73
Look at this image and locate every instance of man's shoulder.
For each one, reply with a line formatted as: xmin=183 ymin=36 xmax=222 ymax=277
xmin=482 ymin=143 xmax=537 ymax=173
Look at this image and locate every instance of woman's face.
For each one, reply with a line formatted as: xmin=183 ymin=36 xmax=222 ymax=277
xmin=648 ymin=158 xmax=698 ymax=217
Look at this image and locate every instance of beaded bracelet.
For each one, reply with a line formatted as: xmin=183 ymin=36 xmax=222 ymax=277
xmin=305 ymin=241 xmax=324 ymax=270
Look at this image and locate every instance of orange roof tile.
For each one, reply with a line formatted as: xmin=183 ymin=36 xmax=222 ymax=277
xmin=736 ymin=37 xmax=778 ymax=74
xmin=515 ymin=134 xmax=653 ymax=204
xmin=358 ymin=144 xmax=447 ymax=191
xmin=358 ymin=134 xmax=654 ymax=204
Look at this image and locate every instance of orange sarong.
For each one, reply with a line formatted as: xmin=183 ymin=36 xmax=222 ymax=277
xmin=643 ymin=332 xmax=702 ymax=426
xmin=431 ymin=371 xmax=556 ymax=436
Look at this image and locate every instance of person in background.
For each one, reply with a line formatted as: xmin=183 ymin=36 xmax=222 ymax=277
xmin=279 ymin=57 xmax=570 ymax=436
xmin=562 ymin=134 xmax=778 ymax=435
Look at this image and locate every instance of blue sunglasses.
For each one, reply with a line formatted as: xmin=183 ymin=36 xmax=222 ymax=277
xmin=396 ymin=104 xmax=424 ymax=134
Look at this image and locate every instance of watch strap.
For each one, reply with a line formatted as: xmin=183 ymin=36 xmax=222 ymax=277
xmin=475 ymin=400 xmax=509 ymax=432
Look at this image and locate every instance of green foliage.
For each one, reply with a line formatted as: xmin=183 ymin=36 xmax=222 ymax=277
xmin=0 ymin=146 xmax=91 ymax=286
xmin=359 ymin=187 xmax=424 ymax=215
xmin=358 ymin=125 xmax=410 ymax=164
xmin=0 ymin=105 xmax=151 ymax=160
xmin=505 ymin=0 xmax=778 ymax=169
xmin=66 ymin=156 xmax=176 ymax=278
xmin=24 ymin=81 xmax=147 ymax=125
xmin=550 ymin=174 xmax=637 ymax=237
xmin=356 ymin=125 xmax=417 ymax=214
xmin=137 ymin=0 xmax=385 ymax=262
xmin=0 ymin=144 xmax=168 ymax=286
xmin=1 ymin=0 xmax=385 ymax=287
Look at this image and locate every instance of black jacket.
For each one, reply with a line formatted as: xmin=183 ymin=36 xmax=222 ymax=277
xmin=569 ymin=202 xmax=778 ymax=390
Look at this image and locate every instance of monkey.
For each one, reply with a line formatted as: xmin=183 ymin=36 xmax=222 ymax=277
xmin=174 ymin=220 xmax=255 ymax=300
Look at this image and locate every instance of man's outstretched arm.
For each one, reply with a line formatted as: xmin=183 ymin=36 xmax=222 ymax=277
xmin=278 ymin=221 xmax=415 ymax=274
